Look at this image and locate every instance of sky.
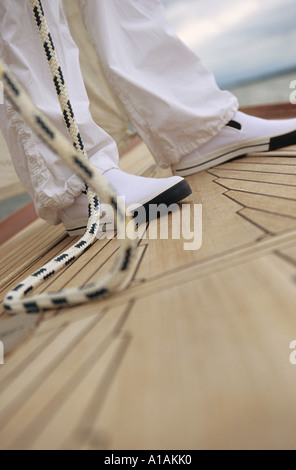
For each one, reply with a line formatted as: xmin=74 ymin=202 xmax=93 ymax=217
xmin=162 ymin=0 xmax=296 ymax=87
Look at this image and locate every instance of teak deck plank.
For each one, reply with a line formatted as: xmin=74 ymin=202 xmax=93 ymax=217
xmin=1 ymin=103 xmax=296 ymax=450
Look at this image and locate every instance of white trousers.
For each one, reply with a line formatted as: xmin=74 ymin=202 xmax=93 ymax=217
xmin=0 ymin=0 xmax=238 ymax=225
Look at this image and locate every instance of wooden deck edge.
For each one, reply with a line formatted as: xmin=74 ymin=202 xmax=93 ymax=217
xmin=240 ymin=101 xmax=295 ymax=119
xmin=0 ymin=201 xmax=37 ymax=246
xmin=0 ymin=182 xmax=27 ymax=203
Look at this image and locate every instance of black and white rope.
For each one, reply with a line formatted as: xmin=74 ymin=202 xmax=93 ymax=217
xmin=30 ymin=0 xmax=99 ymax=237
xmin=0 ymin=0 xmax=138 ymax=314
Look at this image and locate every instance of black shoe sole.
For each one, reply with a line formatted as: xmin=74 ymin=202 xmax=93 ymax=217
xmin=270 ymin=129 xmax=296 ymax=151
xmin=132 ymin=179 xmax=192 ymax=223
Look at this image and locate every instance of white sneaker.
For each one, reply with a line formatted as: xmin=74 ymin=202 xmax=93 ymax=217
xmin=60 ymin=169 xmax=192 ymax=237
xmin=172 ymin=111 xmax=296 ymax=176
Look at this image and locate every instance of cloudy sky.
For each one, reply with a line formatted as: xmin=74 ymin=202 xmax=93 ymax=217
xmin=162 ymin=0 xmax=296 ymax=87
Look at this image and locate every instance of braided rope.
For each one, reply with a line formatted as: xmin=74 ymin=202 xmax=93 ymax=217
xmin=31 ymin=0 xmax=99 ymax=239
xmin=0 ymin=1 xmax=138 ymax=314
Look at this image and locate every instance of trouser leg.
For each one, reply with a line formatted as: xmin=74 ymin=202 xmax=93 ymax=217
xmin=0 ymin=0 xmax=119 ymax=225
xmin=79 ymin=0 xmax=239 ymax=167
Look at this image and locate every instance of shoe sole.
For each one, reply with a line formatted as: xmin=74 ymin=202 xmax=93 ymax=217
xmin=66 ymin=179 xmax=192 ymax=236
xmin=131 ymin=179 xmax=192 ymax=223
xmin=173 ymin=129 xmax=296 ymax=177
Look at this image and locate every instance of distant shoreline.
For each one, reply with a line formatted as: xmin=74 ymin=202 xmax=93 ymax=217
xmin=224 ymin=66 xmax=296 ymax=90
xmin=228 ymin=69 xmax=296 ymax=107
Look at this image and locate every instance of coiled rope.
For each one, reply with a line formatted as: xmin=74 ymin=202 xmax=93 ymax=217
xmin=1 ymin=0 xmax=137 ymax=314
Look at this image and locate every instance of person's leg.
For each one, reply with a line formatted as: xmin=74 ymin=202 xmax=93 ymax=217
xmin=0 ymin=0 xmax=118 ymax=225
xmin=80 ymin=0 xmax=296 ymax=175
xmin=79 ymin=0 xmax=238 ymax=168
xmin=0 ymin=0 xmax=191 ymax=231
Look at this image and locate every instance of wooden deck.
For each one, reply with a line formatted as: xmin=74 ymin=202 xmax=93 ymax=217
xmin=1 ymin=103 xmax=296 ymax=450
